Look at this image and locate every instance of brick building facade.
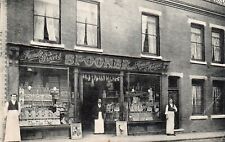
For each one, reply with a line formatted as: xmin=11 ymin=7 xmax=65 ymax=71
xmin=2 ymin=0 xmax=225 ymax=140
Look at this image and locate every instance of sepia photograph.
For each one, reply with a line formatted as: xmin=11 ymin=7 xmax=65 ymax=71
xmin=0 ymin=0 xmax=225 ymax=141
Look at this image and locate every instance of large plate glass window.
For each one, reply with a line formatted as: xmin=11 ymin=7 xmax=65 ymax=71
xmin=125 ymin=73 xmax=161 ymax=121
xmin=19 ymin=67 xmax=70 ymax=126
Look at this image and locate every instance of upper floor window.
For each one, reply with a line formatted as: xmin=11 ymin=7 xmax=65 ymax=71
xmin=142 ymin=14 xmax=159 ymax=56
xmin=212 ymin=81 xmax=224 ymax=114
xmin=34 ymin=0 xmax=60 ymax=44
xmin=192 ymin=80 xmax=204 ymax=115
xmin=212 ymin=28 xmax=224 ymax=63
xmin=191 ymin=24 xmax=205 ymax=61
xmin=76 ymin=0 xmax=100 ymax=48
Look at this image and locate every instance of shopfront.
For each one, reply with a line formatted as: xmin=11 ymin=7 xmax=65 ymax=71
xmin=17 ymin=46 xmax=169 ymax=139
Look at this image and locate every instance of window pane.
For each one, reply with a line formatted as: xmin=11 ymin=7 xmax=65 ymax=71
xmin=34 ymin=16 xmax=45 ymax=40
xmin=191 ymin=27 xmax=201 ymax=34
xmin=45 ymin=0 xmax=59 ymax=18
xmin=87 ymin=25 xmax=98 ymax=47
xmin=191 ymin=43 xmax=197 ymax=59
xmin=213 ymin=86 xmax=223 ymax=114
xmin=77 ymin=1 xmax=98 ymax=25
xmin=34 ymin=0 xmax=59 ymax=18
xmin=142 ymin=34 xmax=157 ymax=54
xmin=77 ymin=23 xmax=85 ymax=45
xmin=46 ymin=18 xmax=59 ymax=42
xmin=34 ymin=0 xmax=45 ymax=16
xmin=196 ymin=44 xmax=202 ymax=59
xmin=142 ymin=15 xmax=156 ymax=35
xmin=148 ymin=35 xmax=157 ymax=54
xmin=192 ymin=85 xmax=203 ymax=114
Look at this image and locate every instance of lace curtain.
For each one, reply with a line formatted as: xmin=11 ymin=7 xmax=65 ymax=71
xmin=192 ymin=85 xmax=202 ymax=114
xmin=191 ymin=27 xmax=202 ymax=60
xmin=212 ymin=32 xmax=221 ymax=62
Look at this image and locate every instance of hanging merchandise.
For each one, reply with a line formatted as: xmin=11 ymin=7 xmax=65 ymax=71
xmin=91 ymin=78 xmax=95 ymax=87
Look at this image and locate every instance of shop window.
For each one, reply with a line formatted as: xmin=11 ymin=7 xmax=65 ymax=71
xmin=192 ymin=80 xmax=204 ymax=115
xmin=212 ymin=81 xmax=224 ymax=114
xmin=19 ymin=67 xmax=70 ymax=126
xmin=191 ymin=24 xmax=205 ymax=61
xmin=34 ymin=0 xmax=60 ymax=44
xmin=125 ymin=73 xmax=161 ymax=121
xmin=142 ymin=13 xmax=160 ymax=56
xmin=76 ymin=0 xmax=100 ymax=48
xmin=212 ymin=28 xmax=224 ymax=63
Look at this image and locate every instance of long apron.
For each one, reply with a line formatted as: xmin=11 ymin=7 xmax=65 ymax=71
xmin=4 ymin=110 xmax=21 ymax=142
xmin=166 ymin=111 xmax=175 ymax=135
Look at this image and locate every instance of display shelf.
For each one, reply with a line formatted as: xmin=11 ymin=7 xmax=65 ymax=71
xmin=125 ymin=91 xmax=160 ymax=122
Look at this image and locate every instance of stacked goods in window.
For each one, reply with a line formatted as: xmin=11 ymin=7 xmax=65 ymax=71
xmin=103 ymin=90 xmax=120 ymax=122
xmin=127 ymin=88 xmax=160 ymax=122
xmin=19 ymin=86 xmax=60 ymax=126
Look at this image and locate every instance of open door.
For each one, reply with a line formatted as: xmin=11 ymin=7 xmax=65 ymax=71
xmin=168 ymin=76 xmax=180 ymax=129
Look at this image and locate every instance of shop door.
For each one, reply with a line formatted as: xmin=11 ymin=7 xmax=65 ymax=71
xmin=82 ymin=81 xmax=100 ymax=131
xmin=168 ymin=76 xmax=180 ymax=129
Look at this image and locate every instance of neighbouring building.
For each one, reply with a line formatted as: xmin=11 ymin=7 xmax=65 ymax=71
xmin=3 ymin=0 xmax=225 ymax=140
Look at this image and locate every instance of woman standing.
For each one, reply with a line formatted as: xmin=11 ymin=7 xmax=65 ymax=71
xmin=4 ymin=93 xmax=21 ymax=142
xmin=165 ymin=98 xmax=177 ymax=135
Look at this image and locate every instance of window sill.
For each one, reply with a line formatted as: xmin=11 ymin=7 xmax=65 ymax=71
xmin=210 ymin=63 xmax=225 ymax=67
xmin=30 ymin=40 xmax=65 ymax=48
xmin=190 ymin=115 xmax=208 ymax=120
xmin=74 ymin=45 xmax=103 ymax=53
xmin=140 ymin=54 xmax=162 ymax=60
xmin=190 ymin=60 xmax=207 ymax=65
xmin=211 ymin=115 xmax=225 ymax=119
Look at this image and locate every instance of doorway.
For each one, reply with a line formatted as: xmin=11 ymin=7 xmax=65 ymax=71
xmin=81 ymin=79 xmax=102 ymax=132
xmin=168 ymin=76 xmax=180 ymax=129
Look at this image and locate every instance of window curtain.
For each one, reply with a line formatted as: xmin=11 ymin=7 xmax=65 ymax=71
xmin=191 ymin=28 xmax=202 ymax=60
xmin=142 ymin=16 xmax=157 ymax=54
xmin=212 ymin=32 xmax=221 ymax=62
xmin=192 ymin=85 xmax=202 ymax=114
xmin=213 ymin=86 xmax=222 ymax=113
xmin=77 ymin=1 xmax=98 ymax=46
xmin=45 ymin=1 xmax=58 ymax=42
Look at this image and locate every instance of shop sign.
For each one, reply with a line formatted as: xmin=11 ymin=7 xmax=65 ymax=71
xmin=20 ymin=48 xmax=169 ymax=73
xmin=20 ymin=49 xmax=63 ymax=64
xmin=204 ymin=0 xmax=225 ymax=6
xmin=64 ymin=54 xmax=168 ymax=73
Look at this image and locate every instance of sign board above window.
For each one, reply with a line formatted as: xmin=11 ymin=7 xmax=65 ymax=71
xmin=19 ymin=47 xmax=169 ymax=73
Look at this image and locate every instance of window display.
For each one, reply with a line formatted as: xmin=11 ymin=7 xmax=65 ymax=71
xmin=19 ymin=67 xmax=70 ymax=126
xmin=125 ymin=73 xmax=161 ymax=121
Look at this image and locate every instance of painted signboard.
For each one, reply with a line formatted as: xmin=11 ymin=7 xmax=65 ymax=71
xmin=19 ymin=47 xmax=169 ymax=73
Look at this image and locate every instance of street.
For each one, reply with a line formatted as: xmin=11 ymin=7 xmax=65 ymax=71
xmin=176 ymin=138 xmax=225 ymax=142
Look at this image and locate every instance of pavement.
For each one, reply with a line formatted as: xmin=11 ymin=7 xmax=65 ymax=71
xmin=22 ymin=131 xmax=225 ymax=142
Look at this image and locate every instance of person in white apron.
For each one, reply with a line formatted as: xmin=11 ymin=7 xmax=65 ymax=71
xmin=4 ymin=93 xmax=21 ymax=142
xmin=165 ymin=98 xmax=177 ymax=136
xmin=94 ymin=99 xmax=104 ymax=134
